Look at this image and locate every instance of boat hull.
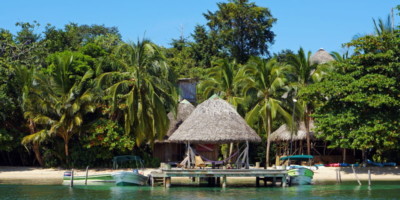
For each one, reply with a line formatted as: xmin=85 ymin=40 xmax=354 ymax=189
xmin=62 ymin=173 xmax=114 ymax=185
xmin=288 ymin=168 xmax=314 ymax=185
xmin=112 ymin=171 xmax=148 ymax=186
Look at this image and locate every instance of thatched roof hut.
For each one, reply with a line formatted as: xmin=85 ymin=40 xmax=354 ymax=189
xmin=168 ymin=96 xmax=261 ymax=144
xmin=166 ymin=99 xmax=195 ymax=137
xmin=269 ymin=121 xmax=315 ymax=142
xmin=310 ymin=48 xmax=334 ymax=65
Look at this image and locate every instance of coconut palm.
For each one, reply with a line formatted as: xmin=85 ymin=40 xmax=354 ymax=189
xmin=373 ymin=15 xmax=395 ymax=36
xmin=240 ymin=57 xmax=292 ymax=168
xmin=96 ymin=40 xmax=177 ymax=146
xmin=287 ymin=47 xmax=330 ymax=155
xmin=22 ymin=55 xmax=97 ymax=160
xmin=199 ymin=59 xmax=239 ymax=104
xmin=14 ymin=65 xmax=45 ymax=166
xmin=198 ymin=58 xmax=244 ymax=161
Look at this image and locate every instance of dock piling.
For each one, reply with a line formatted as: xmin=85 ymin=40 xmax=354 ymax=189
xmin=84 ymin=166 xmax=89 ymax=185
xmin=165 ymin=177 xmax=171 ymax=188
xmin=368 ymin=169 xmax=371 ymax=186
xmin=70 ymin=169 xmax=74 ymax=187
xmin=282 ymin=175 xmax=287 ymax=187
xmin=221 ymin=176 xmax=227 ymax=188
xmin=352 ymin=165 xmax=362 ymax=185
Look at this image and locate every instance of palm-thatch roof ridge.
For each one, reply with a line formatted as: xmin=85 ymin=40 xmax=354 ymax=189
xmin=166 ymin=99 xmax=195 ymax=137
xmin=310 ymin=48 xmax=334 ymax=65
xmin=168 ymin=96 xmax=261 ymax=144
xmin=269 ymin=121 xmax=316 ymax=142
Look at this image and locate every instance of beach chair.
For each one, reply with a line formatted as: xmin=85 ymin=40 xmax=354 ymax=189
xmin=195 ymin=155 xmax=206 ymax=169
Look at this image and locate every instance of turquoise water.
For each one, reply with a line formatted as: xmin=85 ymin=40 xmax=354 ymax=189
xmin=1 ymin=182 xmax=400 ymax=199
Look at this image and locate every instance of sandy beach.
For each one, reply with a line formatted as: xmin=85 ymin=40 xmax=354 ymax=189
xmin=1 ymin=166 xmax=399 ymax=185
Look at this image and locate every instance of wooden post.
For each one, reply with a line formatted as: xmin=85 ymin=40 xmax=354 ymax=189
xmin=222 ymin=176 xmax=227 ymax=188
xmin=84 ymin=166 xmax=89 ymax=185
xmin=338 ymin=169 xmax=342 ymax=183
xmin=335 ymin=169 xmax=338 ymax=183
xmin=246 ymin=141 xmax=250 ymax=169
xmin=150 ymin=176 xmax=154 ymax=187
xmin=282 ymin=175 xmax=287 ymax=187
xmin=256 ymin=177 xmax=260 ymax=187
xmin=163 ymin=177 xmax=166 ymax=187
xmin=368 ymin=169 xmax=371 ymax=186
xmin=165 ymin=177 xmax=171 ymax=188
xmin=272 ymin=177 xmax=276 ymax=186
xmin=70 ymin=169 xmax=74 ymax=187
xmin=352 ymin=165 xmax=362 ymax=185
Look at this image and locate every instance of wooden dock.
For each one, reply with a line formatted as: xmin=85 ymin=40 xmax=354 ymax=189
xmin=150 ymin=169 xmax=288 ymax=188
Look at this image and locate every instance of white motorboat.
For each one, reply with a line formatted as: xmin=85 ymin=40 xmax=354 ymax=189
xmin=112 ymin=170 xmax=148 ymax=186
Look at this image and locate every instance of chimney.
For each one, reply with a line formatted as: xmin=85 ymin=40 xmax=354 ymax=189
xmin=177 ymin=78 xmax=197 ymax=104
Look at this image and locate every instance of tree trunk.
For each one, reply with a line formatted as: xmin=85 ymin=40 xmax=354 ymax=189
xmin=64 ymin=141 xmax=69 ymax=158
xmin=305 ymin=107 xmax=311 ymax=155
xmin=343 ymin=148 xmax=347 ymax=163
xmin=33 ymin=142 xmax=44 ymax=167
xmin=265 ymin=110 xmax=272 ymax=169
xmin=28 ymin=119 xmax=44 ymax=167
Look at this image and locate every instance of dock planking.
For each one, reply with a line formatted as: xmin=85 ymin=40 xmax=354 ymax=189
xmin=150 ymin=169 xmax=288 ymax=188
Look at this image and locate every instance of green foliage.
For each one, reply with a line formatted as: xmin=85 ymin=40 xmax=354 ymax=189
xmin=97 ymin=40 xmax=177 ymax=146
xmin=191 ymin=25 xmax=224 ymax=68
xmin=84 ymin=118 xmax=135 ymax=152
xmin=240 ymin=57 xmax=292 ymax=166
xmin=45 ymin=51 xmax=95 ymax=77
xmin=22 ymin=54 xmax=97 ymax=161
xmin=0 ymin=129 xmax=15 ymax=152
xmin=44 ymin=23 xmax=121 ymax=52
xmin=203 ymin=0 xmax=276 ymax=63
xmin=301 ymin=32 xmax=400 ymax=160
xmin=15 ymin=21 xmax=41 ymax=44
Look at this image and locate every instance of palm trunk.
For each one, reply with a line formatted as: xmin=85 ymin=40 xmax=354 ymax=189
xmin=305 ymin=107 xmax=311 ymax=155
xmin=33 ymin=142 xmax=44 ymax=166
xmin=265 ymin=110 xmax=272 ymax=169
xmin=28 ymin=119 xmax=44 ymax=167
xmin=64 ymin=141 xmax=69 ymax=157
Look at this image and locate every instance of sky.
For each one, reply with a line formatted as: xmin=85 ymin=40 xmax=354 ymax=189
xmin=1 ymin=0 xmax=398 ymax=55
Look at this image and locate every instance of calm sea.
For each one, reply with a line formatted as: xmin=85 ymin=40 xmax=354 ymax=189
xmin=0 ymin=181 xmax=399 ymax=199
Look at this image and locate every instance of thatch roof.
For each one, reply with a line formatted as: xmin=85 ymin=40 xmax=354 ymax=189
xmin=310 ymin=48 xmax=334 ymax=65
xmin=269 ymin=121 xmax=316 ymax=142
xmin=166 ymin=99 xmax=195 ymax=137
xmin=168 ymin=96 xmax=261 ymax=144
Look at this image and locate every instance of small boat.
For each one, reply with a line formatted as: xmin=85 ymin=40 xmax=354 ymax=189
xmin=280 ymin=155 xmax=314 ymax=185
xmin=63 ymin=171 xmax=113 ymax=185
xmin=287 ymin=167 xmax=314 ymax=185
xmin=112 ymin=170 xmax=148 ymax=186
xmin=111 ymin=155 xmax=149 ymax=186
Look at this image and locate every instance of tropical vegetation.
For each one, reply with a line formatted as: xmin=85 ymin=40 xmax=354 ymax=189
xmin=0 ymin=1 xmax=399 ymax=168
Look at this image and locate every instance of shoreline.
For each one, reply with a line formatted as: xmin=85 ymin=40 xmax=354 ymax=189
xmin=1 ymin=166 xmax=399 ymax=185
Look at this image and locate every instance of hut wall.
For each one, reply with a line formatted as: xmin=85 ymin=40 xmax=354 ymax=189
xmin=153 ymin=143 xmax=185 ymax=162
xmin=195 ymin=144 xmax=219 ymax=161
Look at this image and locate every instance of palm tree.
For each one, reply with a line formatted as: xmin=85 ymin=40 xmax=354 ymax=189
xmin=97 ymin=40 xmax=177 ymax=146
xmin=373 ymin=15 xmax=395 ymax=36
xmin=15 ymin=65 xmax=45 ymax=166
xmin=240 ymin=57 xmax=292 ymax=168
xmin=199 ymin=59 xmax=243 ymax=105
xmin=287 ymin=47 xmax=329 ymax=155
xmin=22 ymin=55 xmax=97 ymax=160
xmin=198 ymin=58 xmax=243 ymax=160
